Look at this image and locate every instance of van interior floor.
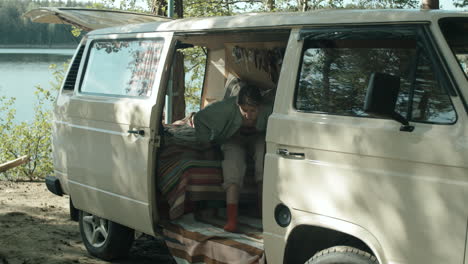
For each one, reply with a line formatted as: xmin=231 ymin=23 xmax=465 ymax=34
xmin=162 ymin=210 xmax=264 ymax=264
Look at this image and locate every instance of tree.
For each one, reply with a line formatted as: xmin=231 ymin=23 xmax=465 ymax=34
xmin=344 ymin=0 xmax=419 ymax=9
xmin=0 ymin=62 xmax=67 ymax=181
xmin=454 ymin=0 xmax=468 ymax=7
xmin=421 ymin=0 xmax=439 ymax=9
xmin=0 ymin=0 xmax=91 ymax=46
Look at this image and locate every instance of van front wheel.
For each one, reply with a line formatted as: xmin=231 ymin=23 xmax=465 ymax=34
xmin=306 ymin=246 xmax=378 ymax=264
xmin=79 ymin=210 xmax=135 ymax=260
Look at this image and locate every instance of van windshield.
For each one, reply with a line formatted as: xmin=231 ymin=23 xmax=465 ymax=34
xmin=439 ymin=18 xmax=468 ymax=79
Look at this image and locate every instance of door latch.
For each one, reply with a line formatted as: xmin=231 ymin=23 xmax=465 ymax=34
xmin=128 ymin=129 xmax=145 ymax=136
xmin=277 ymin=148 xmax=305 ymax=159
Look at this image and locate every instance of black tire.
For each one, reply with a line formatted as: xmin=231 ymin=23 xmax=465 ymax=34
xmin=78 ymin=210 xmax=135 ymax=260
xmin=306 ymin=246 xmax=378 ymax=264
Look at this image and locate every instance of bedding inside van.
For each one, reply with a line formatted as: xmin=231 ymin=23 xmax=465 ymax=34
xmin=162 ymin=213 xmax=264 ymax=264
xmin=157 ymin=124 xmax=257 ymax=220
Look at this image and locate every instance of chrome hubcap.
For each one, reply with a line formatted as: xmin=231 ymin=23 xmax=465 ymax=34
xmin=82 ymin=212 xmax=109 ymax=247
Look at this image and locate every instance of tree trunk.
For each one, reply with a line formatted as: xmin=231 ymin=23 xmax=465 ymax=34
xmin=150 ymin=0 xmax=168 ymax=16
xmin=421 ymin=0 xmax=439 ymax=9
xmin=175 ymin=0 xmax=183 ymax=18
xmin=266 ymin=0 xmax=275 ymax=11
xmin=297 ymin=0 xmax=309 ymax=11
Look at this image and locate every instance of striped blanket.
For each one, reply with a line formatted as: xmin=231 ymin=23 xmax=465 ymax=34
xmin=157 ymin=124 xmax=257 ymax=220
xmin=163 ymin=213 xmax=264 ymax=264
xmin=157 ymin=124 xmax=225 ymax=219
xmin=158 ymin=125 xmax=264 ymax=264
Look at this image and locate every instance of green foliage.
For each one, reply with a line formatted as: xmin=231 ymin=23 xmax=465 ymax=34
xmin=454 ymin=0 xmax=468 ymax=7
xmin=344 ymin=0 xmax=419 ymax=8
xmin=0 ymin=62 xmax=68 ymax=181
xmin=99 ymin=0 xmax=148 ymax=12
xmin=0 ymin=0 xmax=89 ymax=46
xmin=182 ymin=47 xmax=207 ymax=112
xmin=184 ymin=0 xmax=233 ymax=17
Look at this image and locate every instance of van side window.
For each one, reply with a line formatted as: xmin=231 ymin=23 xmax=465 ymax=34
xmin=295 ymin=27 xmax=456 ymax=124
xmin=398 ymin=50 xmax=455 ymax=123
xmin=80 ymin=39 xmax=164 ymax=97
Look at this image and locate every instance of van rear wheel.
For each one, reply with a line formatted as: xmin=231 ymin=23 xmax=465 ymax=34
xmin=305 ymin=246 xmax=378 ymax=264
xmin=79 ymin=210 xmax=135 ymax=260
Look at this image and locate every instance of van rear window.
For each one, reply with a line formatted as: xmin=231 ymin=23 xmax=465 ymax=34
xmin=80 ymin=39 xmax=164 ymax=97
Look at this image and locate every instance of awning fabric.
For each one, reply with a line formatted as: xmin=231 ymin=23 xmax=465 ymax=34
xmin=23 ymin=7 xmax=171 ymax=31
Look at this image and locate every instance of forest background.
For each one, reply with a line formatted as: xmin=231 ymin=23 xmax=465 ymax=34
xmin=0 ymin=0 xmax=467 ymax=181
xmin=0 ymin=0 xmax=90 ymax=47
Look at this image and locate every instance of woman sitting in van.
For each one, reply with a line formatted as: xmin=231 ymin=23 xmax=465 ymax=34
xmin=194 ymin=84 xmax=272 ymax=232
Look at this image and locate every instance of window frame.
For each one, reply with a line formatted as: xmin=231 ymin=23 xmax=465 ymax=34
xmin=293 ymin=23 xmax=458 ymax=125
xmin=63 ymin=45 xmax=85 ymax=91
xmin=437 ymin=17 xmax=468 ymax=114
xmin=78 ymin=37 xmax=165 ymax=99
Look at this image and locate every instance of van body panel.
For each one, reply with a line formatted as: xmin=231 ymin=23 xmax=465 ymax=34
xmin=52 ymin=117 xmax=71 ymax=194
xmin=69 ymin=179 xmax=152 ymax=229
xmin=262 ymin=233 xmax=286 ymax=264
xmin=57 ymin=32 xmax=174 ymax=235
xmin=290 ymin=210 xmax=386 ymax=263
xmin=465 ymin=223 xmax=468 ymax=264
xmin=51 ymin=42 xmax=86 ymax=195
xmin=266 ymin=23 xmax=468 ymax=264
xmin=88 ymin=10 xmax=467 ymax=36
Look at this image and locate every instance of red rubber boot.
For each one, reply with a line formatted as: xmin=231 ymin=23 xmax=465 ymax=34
xmin=224 ymin=204 xmax=238 ymax=232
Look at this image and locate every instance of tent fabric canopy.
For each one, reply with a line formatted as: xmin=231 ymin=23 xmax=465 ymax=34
xmin=23 ymin=7 xmax=171 ymax=31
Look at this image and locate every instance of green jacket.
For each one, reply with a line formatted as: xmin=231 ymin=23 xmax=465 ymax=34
xmin=194 ymin=96 xmax=272 ymax=144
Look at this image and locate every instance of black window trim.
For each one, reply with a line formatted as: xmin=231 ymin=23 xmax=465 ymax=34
xmin=78 ymin=37 xmax=165 ymax=99
xmin=63 ymin=45 xmax=85 ymax=91
xmin=437 ymin=17 xmax=468 ymax=114
xmin=293 ymin=23 xmax=459 ymax=126
xmin=199 ymin=46 xmax=209 ymax=111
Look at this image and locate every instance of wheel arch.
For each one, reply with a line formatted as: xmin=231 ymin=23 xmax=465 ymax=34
xmin=283 ymin=214 xmax=386 ymax=264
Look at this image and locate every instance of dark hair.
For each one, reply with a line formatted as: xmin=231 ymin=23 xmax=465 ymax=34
xmin=237 ymin=84 xmax=262 ymax=106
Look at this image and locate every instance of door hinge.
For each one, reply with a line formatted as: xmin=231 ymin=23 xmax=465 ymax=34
xmin=151 ymin=136 xmax=161 ymax=148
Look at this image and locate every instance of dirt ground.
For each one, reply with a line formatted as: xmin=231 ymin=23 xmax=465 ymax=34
xmin=0 ymin=181 xmax=175 ymax=264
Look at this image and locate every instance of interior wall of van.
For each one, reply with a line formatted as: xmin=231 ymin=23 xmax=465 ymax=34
xmin=161 ymin=30 xmax=289 ymax=126
xmin=202 ymin=48 xmax=226 ymax=107
xmin=155 ymin=30 xmax=290 ymax=222
xmin=170 ymin=30 xmax=289 ymax=117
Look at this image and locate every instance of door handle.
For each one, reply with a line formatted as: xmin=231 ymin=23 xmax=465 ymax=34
xmin=128 ymin=129 xmax=145 ymax=136
xmin=277 ymin=148 xmax=305 ymax=159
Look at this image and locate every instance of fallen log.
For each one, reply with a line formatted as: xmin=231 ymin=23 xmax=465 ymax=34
xmin=0 ymin=155 xmax=30 ymax=173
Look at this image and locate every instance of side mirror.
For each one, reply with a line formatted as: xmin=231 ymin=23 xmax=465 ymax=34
xmin=364 ymin=72 xmax=414 ymax=132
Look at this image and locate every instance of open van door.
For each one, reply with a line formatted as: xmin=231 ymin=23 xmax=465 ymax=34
xmin=24 ymin=7 xmax=171 ymax=31
xmin=50 ymin=32 xmax=174 ymax=239
xmin=24 ymin=8 xmax=174 ymax=257
xmin=68 ymin=33 xmax=173 ymax=236
xmin=24 ymin=6 xmax=174 ymax=236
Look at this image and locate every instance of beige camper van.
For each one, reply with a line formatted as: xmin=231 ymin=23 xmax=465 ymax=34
xmin=41 ymin=9 xmax=468 ymax=264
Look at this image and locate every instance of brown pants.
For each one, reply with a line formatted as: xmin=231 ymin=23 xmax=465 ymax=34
xmin=221 ymin=132 xmax=265 ymax=189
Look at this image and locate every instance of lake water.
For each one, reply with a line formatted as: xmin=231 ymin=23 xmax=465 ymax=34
xmin=0 ymin=48 xmax=75 ymax=123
